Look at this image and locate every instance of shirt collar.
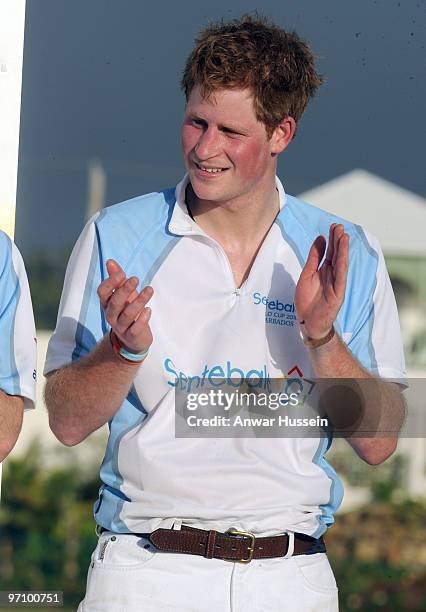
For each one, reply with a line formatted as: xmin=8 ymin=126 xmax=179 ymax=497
xmin=168 ymin=173 xmax=287 ymax=236
xmin=168 ymin=174 xmax=194 ymax=235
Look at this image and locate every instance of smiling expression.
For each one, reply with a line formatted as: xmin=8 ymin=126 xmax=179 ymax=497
xmin=181 ymin=87 xmax=287 ymax=209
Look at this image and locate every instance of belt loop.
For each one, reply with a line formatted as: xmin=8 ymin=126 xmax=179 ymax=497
xmin=206 ymin=530 xmax=217 ymax=559
xmin=283 ymin=531 xmax=295 ymax=559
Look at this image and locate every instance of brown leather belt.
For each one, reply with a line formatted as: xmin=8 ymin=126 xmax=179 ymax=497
xmin=146 ymin=526 xmax=326 ymax=563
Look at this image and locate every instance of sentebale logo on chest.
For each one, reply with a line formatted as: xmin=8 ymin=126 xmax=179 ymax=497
xmin=164 ymin=359 xmax=272 ymax=392
xmin=253 ymin=292 xmax=296 ymax=327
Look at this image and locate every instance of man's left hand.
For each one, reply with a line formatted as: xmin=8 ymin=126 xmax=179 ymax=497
xmin=295 ymin=223 xmax=349 ymax=340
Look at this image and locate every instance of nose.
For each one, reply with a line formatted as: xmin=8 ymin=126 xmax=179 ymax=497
xmin=194 ymin=126 xmax=221 ymax=160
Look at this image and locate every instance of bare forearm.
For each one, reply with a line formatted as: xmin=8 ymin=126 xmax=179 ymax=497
xmin=45 ymin=334 xmax=140 ymax=446
xmin=308 ymin=333 xmax=405 ymax=464
xmin=0 ymin=391 xmax=24 ymax=461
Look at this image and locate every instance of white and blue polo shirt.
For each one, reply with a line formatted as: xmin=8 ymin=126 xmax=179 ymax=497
xmin=45 ymin=176 xmax=406 ymax=537
xmin=0 ymin=232 xmax=37 ymax=483
xmin=0 ymin=231 xmax=36 ymax=408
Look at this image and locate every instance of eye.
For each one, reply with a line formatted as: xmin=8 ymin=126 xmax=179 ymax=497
xmin=221 ymin=127 xmax=242 ymax=136
xmin=191 ymin=118 xmax=206 ymax=128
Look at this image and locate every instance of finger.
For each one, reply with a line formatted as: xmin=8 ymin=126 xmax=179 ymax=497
xmin=127 ymin=288 xmax=139 ymax=304
xmin=334 ymin=233 xmax=349 ymax=298
xmin=97 ymin=271 xmax=127 ymax=307
xmin=106 ymin=259 xmax=125 ymax=278
xmin=105 ymin=277 xmax=139 ymax=325
xmin=116 ymin=286 xmax=154 ymax=332
xmin=99 ymin=260 xmax=127 ymax=305
xmin=127 ymin=286 xmax=154 ymax=318
xmin=332 ymin=224 xmax=344 ymax=268
xmin=304 ymin=235 xmax=326 ymax=274
xmin=324 ymin=224 xmax=336 ymax=265
xmin=124 ymin=307 xmax=153 ymax=348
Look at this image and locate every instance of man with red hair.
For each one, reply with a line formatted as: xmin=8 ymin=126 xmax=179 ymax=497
xmin=45 ymin=15 xmax=405 ymax=611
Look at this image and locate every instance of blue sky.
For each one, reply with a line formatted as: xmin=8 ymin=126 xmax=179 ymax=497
xmin=15 ymin=0 xmax=425 ymax=255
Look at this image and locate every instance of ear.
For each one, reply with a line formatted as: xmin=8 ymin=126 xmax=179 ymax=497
xmin=270 ymin=116 xmax=296 ymax=154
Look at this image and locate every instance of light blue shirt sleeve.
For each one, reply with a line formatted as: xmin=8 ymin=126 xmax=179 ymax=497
xmin=44 ymin=214 xmax=106 ymax=374
xmin=340 ymin=227 xmax=406 ymax=380
xmin=0 ymin=232 xmax=37 ymax=408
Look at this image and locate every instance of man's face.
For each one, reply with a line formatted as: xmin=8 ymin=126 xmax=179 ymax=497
xmin=181 ymin=86 xmax=278 ymax=206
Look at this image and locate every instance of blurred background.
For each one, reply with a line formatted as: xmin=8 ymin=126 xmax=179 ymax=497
xmin=1 ymin=0 xmax=425 ymax=610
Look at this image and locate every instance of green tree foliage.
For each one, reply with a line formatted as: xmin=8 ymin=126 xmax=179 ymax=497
xmin=0 ymin=441 xmax=99 ymax=608
xmin=330 ymin=447 xmax=407 ymax=501
xmin=328 ymin=500 xmax=426 ymax=611
xmin=26 ymin=251 xmax=71 ymax=330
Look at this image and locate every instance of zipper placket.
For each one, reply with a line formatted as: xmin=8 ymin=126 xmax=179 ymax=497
xmin=98 ymin=538 xmax=110 ymax=561
xmin=185 ymin=224 xmax=238 ymax=293
xmin=214 ymin=242 xmax=242 ymax=294
xmin=190 ymin=223 xmax=276 ymax=295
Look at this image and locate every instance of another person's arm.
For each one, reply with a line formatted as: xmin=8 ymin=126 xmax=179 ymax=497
xmin=0 ymin=232 xmax=37 ymax=461
xmin=0 ymin=392 xmax=24 ymax=461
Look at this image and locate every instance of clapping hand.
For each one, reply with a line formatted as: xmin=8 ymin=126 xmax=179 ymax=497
xmin=97 ymin=259 xmax=154 ymax=353
xmin=295 ymin=224 xmax=349 ymax=340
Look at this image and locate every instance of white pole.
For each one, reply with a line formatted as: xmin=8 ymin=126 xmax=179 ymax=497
xmin=0 ymin=0 xmax=27 ymax=238
xmin=86 ymin=158 xmax=106 ymax=222
xmin=0 ymin=0 xmax=27 ymax=494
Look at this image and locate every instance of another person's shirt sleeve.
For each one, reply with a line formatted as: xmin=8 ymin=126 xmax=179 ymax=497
xmin=44 ymin=215 xmax=106 ymax=375
xmin=0 ymin=232 xmax=36 ymax=409
xmin=339 ymin=226 xmax=406 ymax=382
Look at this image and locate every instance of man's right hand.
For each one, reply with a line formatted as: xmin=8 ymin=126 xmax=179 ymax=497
xmin=46 ymin=259 xmax=154 ymax=445
xmin=97 ymin=259 xmax=154 ymax=354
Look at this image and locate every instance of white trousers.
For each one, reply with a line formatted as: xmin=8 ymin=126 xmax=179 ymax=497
xmin=78 ymin=532 xmax=339 ymax=611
